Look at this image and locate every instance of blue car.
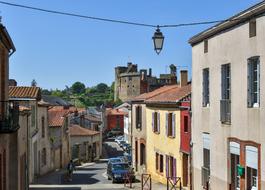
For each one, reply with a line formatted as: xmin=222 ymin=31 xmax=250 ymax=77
xmin=107 ymin=157 xmax=124 ymax=165
xmin=107 ymin=162 xmax=135 ymax=183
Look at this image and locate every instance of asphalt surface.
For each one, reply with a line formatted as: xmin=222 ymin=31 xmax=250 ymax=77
xmin=30 ymin=139 xmax=128 ymax=190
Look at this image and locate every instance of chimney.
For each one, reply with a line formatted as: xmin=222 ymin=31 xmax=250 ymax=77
xmin=180 ymin=70 xmax=188 ymax=87
xmin=149 ymin=68 xmax=152 ymax=76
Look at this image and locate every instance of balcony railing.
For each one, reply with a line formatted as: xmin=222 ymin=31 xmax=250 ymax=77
xmin=220 ymin=99 xmax=231 ymax=124
xmin=201 ymin=166 xmax=210 ymax=189
xmin=0 ymin=101 xmax=20 ymax=133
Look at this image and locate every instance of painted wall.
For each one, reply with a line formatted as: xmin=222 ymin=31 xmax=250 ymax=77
xmin=180 ymin=101 xmax=191 ymax=153
xmin=191 ymin=16 xmax=265 ymax=189
xmin=107 ymin=114 xmax=124 ymax=131
xmin=146 ymin=106 xmax=182 ymax=185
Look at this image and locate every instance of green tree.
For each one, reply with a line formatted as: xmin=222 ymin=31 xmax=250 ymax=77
xmin=96 ymin=83 xmax=108 ymax=93
xmin=71 ymin=82 xmax=86 ymax=94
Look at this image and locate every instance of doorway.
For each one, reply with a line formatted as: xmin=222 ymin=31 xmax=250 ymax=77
xmin=182 ymin=153 xmax=189 ymax=186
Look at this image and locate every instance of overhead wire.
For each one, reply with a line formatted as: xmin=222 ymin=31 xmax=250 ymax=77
xmin=0 ymin=1 xmax=248 ymax=29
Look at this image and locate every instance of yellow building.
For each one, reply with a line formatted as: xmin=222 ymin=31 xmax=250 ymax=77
xmin=145 ymin=82 xmax=191 ymax=187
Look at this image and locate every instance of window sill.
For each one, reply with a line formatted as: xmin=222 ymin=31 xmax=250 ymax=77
xmin=154 ymin=131 xmax=160 ymax=135
xmin=156 ymin=170 xmax=164 ymax=176
xmin=167 ymin=136 xmax=175 ymax=139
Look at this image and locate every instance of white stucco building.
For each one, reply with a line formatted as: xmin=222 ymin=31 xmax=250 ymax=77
xmin=189 ymin=2 xmax=265 ymax=190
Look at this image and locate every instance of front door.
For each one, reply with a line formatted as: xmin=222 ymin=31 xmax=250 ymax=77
xmin=182 ymin=153 xmax=189 ymax=186
xmin=231 ymin=153 xmax=240 ymax=190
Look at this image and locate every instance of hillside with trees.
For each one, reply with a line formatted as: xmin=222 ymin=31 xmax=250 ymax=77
xmin=41 ymin=81 xmax=121 ymax=108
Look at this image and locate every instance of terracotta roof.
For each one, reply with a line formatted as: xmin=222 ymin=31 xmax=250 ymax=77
xmin=70 ymin=124 xmax=100 ymax=136
xmin=9 ymin=86 xmax=41 ymax=100
xmin=146 ymin=84 xmax=191 ymax=104
xmin=84 ymin=115 xmax=102 ymax=123
xmin=48 ymin=107 xmax=69 ymax=127
xmin=131 ymin=85 xmax=178 ymax=102
xmin=106 ymin=108 xmax=127 ymax=116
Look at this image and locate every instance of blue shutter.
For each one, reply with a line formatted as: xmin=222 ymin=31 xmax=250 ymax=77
xmin=166 ymin=113 xmax=168 ymax=136
xmin=158 ymin=112 xmax=160 ymax=134
xmin=152 ymin=112 xmax=154 ymax=132
xmin=257 ymin=59 xmax=260 ymax=105
xmin=172 ymin=113 xmax=176 ymax=138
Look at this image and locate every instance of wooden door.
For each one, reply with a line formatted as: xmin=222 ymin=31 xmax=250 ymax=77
xmin=182 ymin=153 xmax=189 ymax=186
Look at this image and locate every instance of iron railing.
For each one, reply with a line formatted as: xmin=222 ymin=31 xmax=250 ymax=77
xmin=167 ymin=176 xmax=182 ymax=190
xmin=201 ymin=166 xmax=210 ymax=189
xmin=0 ymin=101 xmax=19 ymax=133
xmin=220 ymin=99 xmax=231 ymax=124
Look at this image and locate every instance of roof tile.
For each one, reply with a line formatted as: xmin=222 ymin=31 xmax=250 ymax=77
xmin=70 ymin=124 xmax=100 ymax=136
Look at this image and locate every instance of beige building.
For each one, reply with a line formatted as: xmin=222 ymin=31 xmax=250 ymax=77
xmin=48 ymin=107 xmax=71 ymax=170
xmin=190 ymin=2 xmax=265 ymax=190
xmin=70 ymin=124 xmax=100 ymax=162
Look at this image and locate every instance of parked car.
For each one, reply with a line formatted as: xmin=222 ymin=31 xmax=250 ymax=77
xmin=107 ymin=157 xmax=124 ymax=165
xmin=122 ymin=143 xmax=131 ymax=152
xmin=107 ymin=162 xmax=135 ymax=183
xmin=119 ymin=141 xmax=126 ymax=147
xmin=115 ymin=136 xmax=124 ymax=144
xmin=110 ymin=128 xmax=123 ymax=136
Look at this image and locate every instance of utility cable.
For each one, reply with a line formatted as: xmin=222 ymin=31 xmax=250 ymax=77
xmin=0 ymin=1 xmax=251 ymax=29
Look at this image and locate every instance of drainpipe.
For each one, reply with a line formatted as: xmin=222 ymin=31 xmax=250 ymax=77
xmin=26 ymin=112 xmax=30 ymax=190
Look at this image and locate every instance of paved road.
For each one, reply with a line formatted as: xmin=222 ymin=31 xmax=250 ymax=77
xmin=30 ymin=139 xmax=128 ymax=190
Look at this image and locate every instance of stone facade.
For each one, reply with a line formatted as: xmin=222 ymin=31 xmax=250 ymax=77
xmin=190 ymin=2 xmax=265 ymax=189
xmin=114 ymin=62 xmax=177 ymax=102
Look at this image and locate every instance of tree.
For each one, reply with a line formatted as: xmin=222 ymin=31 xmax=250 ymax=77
xmin=41 ymin=89 xmax=52 ymax=95
xmin=31 ymin=79 xmax=37 ymax=87
xmin=71 ymin=82 xmax=86 ymax=94
xmin=96 ymin=83 xmax=108 ymax=93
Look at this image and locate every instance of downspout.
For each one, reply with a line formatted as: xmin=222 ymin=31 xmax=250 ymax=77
xmin=26 ymin=112 xmax=30 ymax=190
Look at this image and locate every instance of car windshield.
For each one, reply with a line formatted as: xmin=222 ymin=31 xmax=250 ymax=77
xmin=110 ymin=158 xmax=122 ymax=163
xmin=112 ymin=163 xmax=129 ymax=170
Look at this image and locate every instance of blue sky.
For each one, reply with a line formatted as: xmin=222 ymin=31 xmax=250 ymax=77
xmin=1 ymin=0 xmax=261 ymax=89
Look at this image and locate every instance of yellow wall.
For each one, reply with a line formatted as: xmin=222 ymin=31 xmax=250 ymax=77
xmin=146 ymin=106 xmax=182 ymax=184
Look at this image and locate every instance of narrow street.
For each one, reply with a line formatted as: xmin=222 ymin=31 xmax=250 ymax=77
xmin=30 ymin=140 xmax=128 ymax=190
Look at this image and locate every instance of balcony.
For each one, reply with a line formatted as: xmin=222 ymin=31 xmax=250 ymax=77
xmin=220 ymin=99 xmax=231 ymax=124
xmin=0 ymin=101 xmax=20 ymax=133
xmin=201 ymin=166 xmax=210 ymax=188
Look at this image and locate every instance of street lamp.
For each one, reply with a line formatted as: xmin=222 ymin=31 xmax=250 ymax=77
xmin=152 ymin=26 xmax=164 ymax=55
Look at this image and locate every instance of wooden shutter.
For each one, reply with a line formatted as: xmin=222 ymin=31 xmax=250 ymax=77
xmin=158 ymin=112 xmax=160 ymax=133
xmin=173 ymin=158 xmax=176 ymax=182
xmin=172 ymin=113 xmax=176 ymax=138
xmin=202 ymin=70 xmax=205 ymax=106
xmin=257 ymin=59 xmax=260 ymax=105
xmin=139 ymin=106 xmax=142 ymax=129
xmin=221 ymin=65 xmax=226 ymax=99
xmin=165 ymin=113 xmax=168 ymax=136
xmin=152 ymin=112 xmax=154 ymax=132
xmin=166 ymin=155 xmax=169 ymax=177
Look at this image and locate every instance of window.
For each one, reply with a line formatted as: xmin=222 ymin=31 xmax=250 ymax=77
xmin=248 ymin=57 xmax=260 ymax=108
xmin=184 ymin=116 xmax=188 ymax=133
xmin=202 ymin=68 xmax=210 ymax=107
xmin=41 ymin=116 xmax=45 ymax=138
xmin=42 ymin=148 xmax=46 ymax=166
xmin=140 ymin=143 xmax=146 ymax=165
xmin=166 ymin=113 xmax=175 ymax=137
xmin=159 ymin=154 xmax=164 ymax=173
xmin=249 ymin=19 xmax=256 ymax=38
xmin=135 ymin=106 xmax=142 ymax=129
xmin=152 ymin=112 xmax=160 ymax=133
xmin=221 ymin=64 xmax=231 ymax=100
xmin=204 ymin=40 xmax=208 ymax=53
xmin=166 ymin=155 xmax=176 ymax=178
xmin=155 ymin=153 xmax=164 ymax=174
xmin=221 ymin=64 xmax=231 ymax=123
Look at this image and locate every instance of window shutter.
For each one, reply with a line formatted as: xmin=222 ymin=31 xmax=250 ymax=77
xmin=166 ymin=155 xmax=169 ymax=177
xmin=173 ymin=158 xmax=176 ymax=182
xmin=158 ymin=112 xmax=160 ymax=133
xmin=247 ymin=61 xmax=253 ymax=107
xmin=172 ymin=113 xmax=176 ymax=138
xmin=221 ymin=65 xmax=225 ymax=99
xmin=139 ymin=106 xmax=142 ymax=129
xmin=166 ymin=113 xmax=168 ymax=136
xmin=257 ymin=59 xmax=260 ymax=105
xmin=202 ymin=70 xmax=205 ymax=106
xmin=152 ymin=112 xmax=154 ymax=132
